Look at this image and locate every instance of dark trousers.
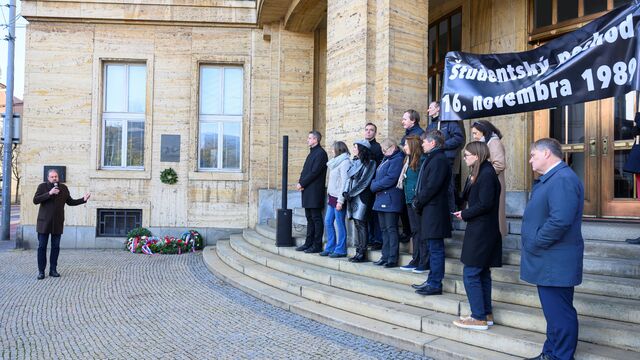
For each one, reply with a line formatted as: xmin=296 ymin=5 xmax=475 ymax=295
xmin=426 ymin=238 xmax=445 ymax=289
xmin=38 ymin=233 xmax=61 ymax=273
xmin=407 ymin=206 xmax=429 ymax=268
xmin=353 ymin=219 xmax=368 ymax=254
xmin=367 ymin=210 xmax=382 ymax=245
xmin=538 ymin=285 xmax=578 ymax=360
xmin=463 ymin=266 xmax=492 ymax=320
xmin=304 ymin=208 xmax=324 ymax=249
xmin=447 ymin=159 xmax=457 ymax=213
xmin=399 ymin=204 xmax=411 ymax=237
xmin=378 ymin=212 xmax=399 ymax=263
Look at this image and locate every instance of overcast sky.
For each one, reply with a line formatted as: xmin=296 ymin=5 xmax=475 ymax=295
xmin=0 ymin=0 xmax=26 ymax=99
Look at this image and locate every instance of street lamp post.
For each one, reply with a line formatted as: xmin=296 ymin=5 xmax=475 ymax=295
xmin=1 ymin=0 xmax=17 ymax=241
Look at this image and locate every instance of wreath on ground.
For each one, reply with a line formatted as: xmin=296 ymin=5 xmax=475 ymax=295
xmin=160 ymin=168 xmax=178 ymax=185
xmin=125 ymin=228 xmax=204 ymax=255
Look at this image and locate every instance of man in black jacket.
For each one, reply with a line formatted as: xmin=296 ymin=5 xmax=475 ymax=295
xmin=426 ymin=101 xmax=465 ymax=212
xmin=33 ymin=169 xmax=90 ymax=279
xmin=411 ymin=130 xmax=452 ymax=295
xmin=296 ymin=131 xmax=328 ymax=253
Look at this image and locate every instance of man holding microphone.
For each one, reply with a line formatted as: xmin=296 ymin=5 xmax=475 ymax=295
xmin=33 ymin=169 xmax=90 ymax=280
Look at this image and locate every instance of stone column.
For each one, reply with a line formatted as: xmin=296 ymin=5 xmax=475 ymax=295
xmin=325 ymin=0 xmax=429 ymax=146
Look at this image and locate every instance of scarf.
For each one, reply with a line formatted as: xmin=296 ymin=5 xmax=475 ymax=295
xmin=396 ymin=158 xmax=410 ymax=190
xmin=327 ymin=152 xmax=350 ymax=170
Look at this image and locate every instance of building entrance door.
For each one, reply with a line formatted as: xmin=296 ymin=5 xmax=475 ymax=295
xmin=534 ymin=92 xmax=640 ymax=218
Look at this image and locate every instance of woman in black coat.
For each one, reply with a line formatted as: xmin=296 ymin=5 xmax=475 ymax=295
xmin=452 ymin=141 xmax=502 ymax=330
xmin=343 ymin=140 xmax=377 ymax=262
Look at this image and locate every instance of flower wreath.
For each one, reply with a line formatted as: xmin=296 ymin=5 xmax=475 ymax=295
xmin=125 ymin=230 xmax=205 ymax=255
xmin=181 ymin=230 xmax=204 ymax=250
xmin=160 ymin=168 xmax=178 ymax=185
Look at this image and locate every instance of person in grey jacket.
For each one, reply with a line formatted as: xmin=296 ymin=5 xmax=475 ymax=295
xmin=343 ymin=139 xmax=376 ymax=263
xmin=320 ymin=141 xmax=351 ymax=258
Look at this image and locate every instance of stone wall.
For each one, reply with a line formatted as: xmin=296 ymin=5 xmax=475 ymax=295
xmin=20 ymin=1 xmax=316 ymax=246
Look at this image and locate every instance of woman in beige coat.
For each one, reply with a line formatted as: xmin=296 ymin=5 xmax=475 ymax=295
xmin=471 ymin=120 xmax=507 ymax=237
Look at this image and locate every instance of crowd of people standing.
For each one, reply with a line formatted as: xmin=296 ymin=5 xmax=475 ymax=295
xmin=294 ymin=101 xmax=585 ymax=360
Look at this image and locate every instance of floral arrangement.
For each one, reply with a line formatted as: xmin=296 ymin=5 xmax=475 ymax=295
xmin=181 ymin=230 xmax=204 ymax=250
xmin=125 ymin=230 xmax=204 ymax=255
xmin=160 ymin=168 xmax=178 ymax=185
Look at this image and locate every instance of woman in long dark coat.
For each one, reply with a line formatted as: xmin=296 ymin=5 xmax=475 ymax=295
xmin=452 ymin=141 xmax=502 ymax=330
xmin=343 ymin=140 xmax=376 ymax=263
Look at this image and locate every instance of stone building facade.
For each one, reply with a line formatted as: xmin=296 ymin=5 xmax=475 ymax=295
xmin=17 ymin=0 xmax=638 ymax=248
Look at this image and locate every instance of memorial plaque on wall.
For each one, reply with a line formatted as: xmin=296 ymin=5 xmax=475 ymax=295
xmin=161 ymin=135 xmax=180 ymax=162
xmin=43 ymin=166 xmax=66 ymax=183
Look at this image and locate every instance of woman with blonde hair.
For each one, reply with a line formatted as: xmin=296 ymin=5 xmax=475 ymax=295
xmin=320 ymin=141 xmax=351 ymax=258
xmin=471 ymin=120 xmax=507 ymax=237
xmin=452 ymin=141 xmax=502 ymax=330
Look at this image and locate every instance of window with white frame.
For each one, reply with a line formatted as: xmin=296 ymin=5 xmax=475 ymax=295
xmin=102 ymin=63 xmax=146 ymax=169
xmin=199 ymin=65 xmax=243 ymax=171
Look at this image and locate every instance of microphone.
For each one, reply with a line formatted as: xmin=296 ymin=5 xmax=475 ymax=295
xmin=53 ymin=182 xmax=59 ymax=189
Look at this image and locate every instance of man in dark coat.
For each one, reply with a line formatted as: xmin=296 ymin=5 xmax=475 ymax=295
xmin=364 ymin=123 xmax=383 ymax=250
xmin=400 ymin=109 xmax=425 ymax=147
xmin=411 ymin=130 xmax=452 ymax=295
xmin=426 ymin=101 xmax=465 ymax=212
xmin=33 ymin=169 xmax=90 ymax=279
xmin=521 ymin=138 xmax=584 ymax=360
xmin=295 ymin=130 xmax=328 ymax=253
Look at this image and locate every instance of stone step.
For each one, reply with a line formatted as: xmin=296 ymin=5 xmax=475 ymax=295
xmin=255 ymin=224 xmax=640 ymax=300
xmin=214 ymin=239 xmax=639 ymax=359
xmin=204 ymin=245 xmax=522 ymax=360
xmin=450 ymin=231 xmax=640 ymax=261
xmin=290 ymin=209 xmax=639 ymax=242
xmin=508 ymin=218 xmax=640 ymax=242
xmin=238 ymin=232 xmax=640 ymax=352
xmin=444 ymin=241 xmax=640 ymax=279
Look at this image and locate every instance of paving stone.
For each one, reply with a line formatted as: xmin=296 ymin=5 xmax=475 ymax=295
xmin=0 ymin=249 xmax=431 ymax=360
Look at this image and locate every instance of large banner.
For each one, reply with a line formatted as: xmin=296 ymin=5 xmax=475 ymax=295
xmin=441 ymin=2 xmax=640 ymax=120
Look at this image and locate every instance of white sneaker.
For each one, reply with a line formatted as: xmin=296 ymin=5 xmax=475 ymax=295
xmin=453 ymin=317 xmax=489 ymax=330
xmin=459 ymin=314 xmax=493 ymax=326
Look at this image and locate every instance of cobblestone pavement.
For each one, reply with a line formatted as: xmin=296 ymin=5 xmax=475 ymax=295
xmin=0 ymin=249 xmax=431 ymax=360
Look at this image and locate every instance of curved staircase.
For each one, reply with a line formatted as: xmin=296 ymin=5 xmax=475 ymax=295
xmin=203 ymin=221 xmax=640 ymax=359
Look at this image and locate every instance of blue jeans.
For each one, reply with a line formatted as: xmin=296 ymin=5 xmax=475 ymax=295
xmin=463 ymin=266 xmax=492 ymax=320
xmin=324 ymin=204 xmax=347 ymax=255
xmin=426 ymin=238 xmax=445 ymax=289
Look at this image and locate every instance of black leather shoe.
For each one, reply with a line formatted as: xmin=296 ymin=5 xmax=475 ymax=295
xmin=304 ymin=247 xmax=322 ymax=254
xmin=295 ymin=245 xmax=310 ymax=252
xmin=523 ymin=354 xmax=551 ymax=360
xmin=49 ymin=271 xmax=60 ymax=278
xmin=37 ymin=272 xmax=45 ymax=280
xmin=626 ymin=236 xmax=640 ymax=244
xmin=369 ymin=243 xmax=382 ymax=250
xmin=384 ymin=262 xmax=398 ymax=268
xmin=415 ymin=286 xmax=442 ymax=296
xmin=411 ymin=281 xmax=428 ymax=289
xmin=373 ymin=259 xmax=387 ymax=266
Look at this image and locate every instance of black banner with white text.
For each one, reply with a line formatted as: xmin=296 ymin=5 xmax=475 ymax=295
xmin=441 ymin=2 xmax=640 ymax=120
